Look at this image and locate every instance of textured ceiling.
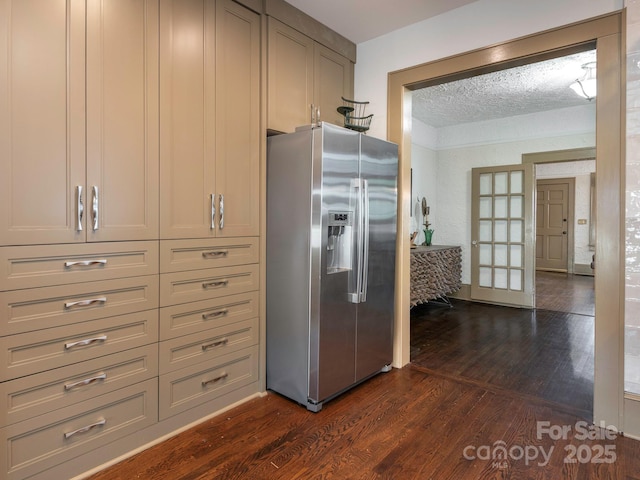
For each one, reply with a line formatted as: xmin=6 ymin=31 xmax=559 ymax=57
xmin=283 ymin=0 xmax=479 ymax=44
xmin=412 ymin=50 xmax=597 ymax=128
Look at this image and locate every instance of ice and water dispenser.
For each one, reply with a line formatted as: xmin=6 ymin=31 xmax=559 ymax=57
xmin=327 ymin=210 xmax=353 ymax=274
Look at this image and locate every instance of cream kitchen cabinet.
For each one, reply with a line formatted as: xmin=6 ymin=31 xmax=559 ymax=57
xmin=0 ymin=0 xmax=159 ymax=246
xmin=159 ymin=0 xmax=260 ymax=239
xmin=267 ymin=17 xmax=354 ymax=134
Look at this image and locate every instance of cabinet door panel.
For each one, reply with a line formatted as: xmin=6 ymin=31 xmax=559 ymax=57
xmin=315 ymin=43 xmax=354 ymax=128
xmin=267 ymin=17 xmax=314 ymax=134
xmin=86 ymin=0 xmax=159 ymax=241
xmin=216 ymin=0 xmax=260 ymax=237
xmin=0 ymin=0 xmax=86 ymax=245
xmin=159 ymin=0 xmax=216 ymax=239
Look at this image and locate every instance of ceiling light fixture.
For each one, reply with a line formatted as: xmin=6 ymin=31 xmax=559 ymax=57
xmin=570 ymin=62 xmax=596 ymax=101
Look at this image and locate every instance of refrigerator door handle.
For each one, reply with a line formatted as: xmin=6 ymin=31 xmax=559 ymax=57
xmin=348 ymin=178 xmax=363 ymax=303
xmin=360 ymin=179 xmax=370 ymax=302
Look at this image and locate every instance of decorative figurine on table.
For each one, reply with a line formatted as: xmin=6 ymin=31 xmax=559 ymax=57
xmin=421 ymin=197 xmax=434 ymax=246
xmin=410 ymin=231 xmax=418 ymax=248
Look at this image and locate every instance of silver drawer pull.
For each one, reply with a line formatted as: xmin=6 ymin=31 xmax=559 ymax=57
xmin=202 ymin=250 xmax=228 ymax=258
xmin=202 ymin=372 xmax=228 ymax=387
xmin=64 ymin=297 xmax=107 ymax=309
xmin=202 ymin=309 xmax=228 ymax=320
xmin=64 ymin=373 xmax=107 ymax=390
xmin=202 ymin=280 xmax=228 ymax=289
xmin=64 ymin=259 xmax=108 ymax=268
xmin=202 ymin=338 xmax=229 ymax=351
xmin=65 ymin=335 xmax=108 ymax=350
xmin=64 ymin=418 xmax=106 ymax=440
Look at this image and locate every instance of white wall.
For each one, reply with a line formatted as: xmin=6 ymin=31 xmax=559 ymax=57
xmin=410 ymin=121 xmax=438 ymax=244
xmin=354 ymin=0 xmax=622 ymax=140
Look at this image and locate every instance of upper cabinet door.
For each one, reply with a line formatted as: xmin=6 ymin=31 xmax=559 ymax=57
xmin=86 ymin=0 xmax=160 ymax=242
xmin=0 ymin=0 xmax=86 ymax=246
xmin=215 ymin=0 xmax=260 ymax=237
xmin=159 ymin=0 xmax=216 ymax=239
xmin=267 ymin=17 xmax=314 ymax=134
xmin=314 ymin=43 xmax=354 ymax=129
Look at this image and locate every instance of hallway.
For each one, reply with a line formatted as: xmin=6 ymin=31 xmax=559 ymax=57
xmin=410 ymin=272 xmax=595 ymax=419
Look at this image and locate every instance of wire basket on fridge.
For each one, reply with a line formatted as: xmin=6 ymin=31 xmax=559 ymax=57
xmin=337 ymin=97 xmax=373 ymax=132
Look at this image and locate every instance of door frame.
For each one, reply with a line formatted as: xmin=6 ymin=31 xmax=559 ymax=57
xmin=388 ymin=12 xmax=624 ymax=429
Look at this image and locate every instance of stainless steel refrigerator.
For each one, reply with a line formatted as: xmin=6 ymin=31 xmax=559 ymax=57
xmin=266 ymin=122 xmax=398 ymax=412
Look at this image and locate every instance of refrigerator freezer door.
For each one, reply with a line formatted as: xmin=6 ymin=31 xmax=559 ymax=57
xmin=309 ymin=123 xmax=360 ymax=404
xmin=355 ymin=134 xmax=398 ymax=381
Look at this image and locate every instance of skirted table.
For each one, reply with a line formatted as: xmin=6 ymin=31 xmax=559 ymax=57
xmin=410 ymin=245 xmax=462 ymax=307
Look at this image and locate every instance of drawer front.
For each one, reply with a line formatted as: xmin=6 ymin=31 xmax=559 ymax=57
xmin=0 ymin=310 xmax=159 ymax=381
xmin=0 ymin=379 xmax=158 ymax=480
xmin=159 ymin=345 xmax=258 ymax=420
xmin=0 ymin=344 xmax=158 ymax=426
xmin=159 ymin=318 xmax=257 ymax=374
xmin=160 ymin=264 xmax=258 ymax=307
xmin=160 ymin=237 xmax=258 ymax=273
xmin=0 ymin=241 xmax=159 ymax=291
xmin=0 ymin=275 xmax=159 ymax=335
xmin=159 ymin=291 xmax=258 ymax=340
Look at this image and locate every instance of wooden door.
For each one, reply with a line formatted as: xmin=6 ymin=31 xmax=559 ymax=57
xmin=314 ymin=43 xmax=354 ymax=128
xmin=536 ymin=179 xmax=571 ymax=272
xmin=471 ymin=164 xmax=535 ymax=307
xmin=86 ymin=0 xmax=159 ymax=242
xmin=0 ymin=0 xmax=86 ymax=246
xmin=159 ymin=0 xmax=217 ymax=239
xmin=267 ymin=17 xmax=314 ymax=133
xmin=215 ymin=0 xmax=260 ymax=237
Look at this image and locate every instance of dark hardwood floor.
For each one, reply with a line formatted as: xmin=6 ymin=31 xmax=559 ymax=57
xmin=88 ymin=272 xmax=640 ymax=479
xmin=88 ymin=367 xmax=639 ymax=480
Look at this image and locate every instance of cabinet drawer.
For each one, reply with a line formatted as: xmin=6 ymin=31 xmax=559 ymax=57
xmin=160 ymin=264 xmax=258 ymax=307
xmin=159 ymin=345 xmax=258 ymax=420
xmin=160 ymin=237 xmax=259 ymax=273
xmin=0 ymin=379 xmax=158 ymax=480
xmin=0 ymin=344 xmax=158 ymax=426
xmin=160 ymin=291 xmax=258 ymax=340
xmin=159 ymin=318 xmax=257 ymax=374
xmin=0 ymin=241 xmax=159 ymax=291
xmin=0 ymin=310 xmax=159 ymax=381
xmin=0 ymin=275 xmax=159 ymax=336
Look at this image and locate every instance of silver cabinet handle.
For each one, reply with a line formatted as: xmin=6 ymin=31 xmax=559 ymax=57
xmin=64 ymin=373 xmax=107 ymax=390
xmin=202 ymin=308 xmax=228 ymax=320
xmin=91 ymin=186 xmax=99 ymax=231
xmin=201 ymin=338 xmax=228 ymax=351
xmin=64 ymin=297 xmax=107 ymax=309
xmin=65 ymin=335 xmax=107 ymax=350
xmin=64 ymin=259 xmax=107 ymax=268
xmin=202 ymin=250 xmax=228 ymax=258
xmin=202 ymin=372 xmax=228 ymax=387
xmin=316 ymin=106 xmax=320 ymax=123
xmin=219 ymin=194 xmax=224 ymax=229
xmin=64 ymin=419 xmax=106 ymax=439
xmin=76 ymin=185 xmax=84 ymax=232
xmin=361 ymin=179 xmax=370 ymax=302
xmin=210 ymin=193 xmax=216 ymax=230
xmin=202 ymin=280 xmax=228 ymax=289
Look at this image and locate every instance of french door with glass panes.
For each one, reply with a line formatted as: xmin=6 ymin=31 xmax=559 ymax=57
xmin=471 ymin=164 xmax=535 ymax=307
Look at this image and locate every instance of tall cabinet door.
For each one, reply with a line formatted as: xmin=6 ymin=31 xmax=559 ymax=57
xmin=86 ymin=0 xmax=160 ymax=242
xmin=215 ymin=0 xmax=260 ymax=237
xmin=314 ymin=43 xmax=354 ymax=128
xmin=267 ymin=17 xmax=314 ymax=134
xmin=0 ymin=0 xmax=86 ymax=246
xmin=159 ymin=0 xmax=216 ymax=239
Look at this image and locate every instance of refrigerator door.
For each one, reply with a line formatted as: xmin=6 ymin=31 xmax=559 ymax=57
xmin=355 ymin=134 xmax=398 ymax=381
xmin=309 ymin=123 xmax=360 ymax=404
